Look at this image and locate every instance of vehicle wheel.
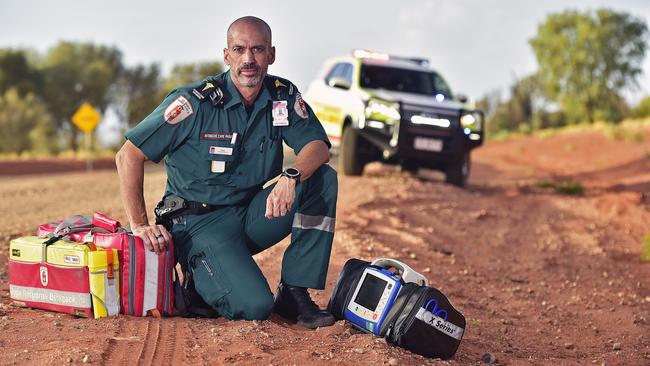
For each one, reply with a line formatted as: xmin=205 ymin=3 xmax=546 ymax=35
xmin=340 ymin=127 xmax=365 ymax=176
xmin=445 ymin=151 xmax=470 ymax=187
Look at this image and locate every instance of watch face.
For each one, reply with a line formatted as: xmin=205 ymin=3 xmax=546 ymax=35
xmin=285 ymin=168 xmax=300 ymax=178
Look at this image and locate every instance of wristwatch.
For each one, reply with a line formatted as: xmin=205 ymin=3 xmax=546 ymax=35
xmin=281 ymin=167 xmax=301 ymax=184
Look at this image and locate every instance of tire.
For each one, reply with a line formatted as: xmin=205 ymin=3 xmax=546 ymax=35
xmin=340 ymin=127 xmax=365 ymax=176
xmin=445 ymin=150 xmax=470 ymax=187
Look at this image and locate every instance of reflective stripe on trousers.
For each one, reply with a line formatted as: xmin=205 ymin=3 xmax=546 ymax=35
xmin=292 ymin=213 xmax=335 ymax=233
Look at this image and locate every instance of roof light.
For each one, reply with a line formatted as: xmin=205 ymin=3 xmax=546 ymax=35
xmin=352 ymin=49 xmax=390 ymax=61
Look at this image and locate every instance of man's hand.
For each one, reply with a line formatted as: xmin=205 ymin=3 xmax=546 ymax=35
xmin=132 ymin=224 xmax=172 ymax=253
xmin=265 ymin=176 xmax=296 ymax=219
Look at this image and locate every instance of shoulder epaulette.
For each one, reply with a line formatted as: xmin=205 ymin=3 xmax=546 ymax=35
xmin=191 ymin=76 xmax=229 ymax=107
xmin=266 ymin=75 xmax=296 ymax=101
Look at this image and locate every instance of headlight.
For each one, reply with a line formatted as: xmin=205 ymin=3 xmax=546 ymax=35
xmin=365 ymin=99 xmax=400 ymax=122
xmin=460 ymin=111 xmax=483 ymax=132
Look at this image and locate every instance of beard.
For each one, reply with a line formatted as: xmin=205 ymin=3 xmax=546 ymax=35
xmin=235 ymin=63 xmax=263 ymax=87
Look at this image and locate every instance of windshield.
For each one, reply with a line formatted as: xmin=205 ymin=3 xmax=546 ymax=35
xmin=360 ymin=64 xmax=453 ymax=98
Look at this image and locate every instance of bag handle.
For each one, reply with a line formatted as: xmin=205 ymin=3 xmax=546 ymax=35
xmin=370 ymin=258 xmax=429 ymax=286
xmin=92 ymin=212 xmax=121 ymax=233
xmin=40 ymin=238 xmax=97 ymax=263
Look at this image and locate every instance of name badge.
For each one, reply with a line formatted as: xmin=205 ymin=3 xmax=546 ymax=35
xmin=209 ymin=146 xmax=233 ymax=155
xmin=272 ymin=100 xmax=289 ymax=126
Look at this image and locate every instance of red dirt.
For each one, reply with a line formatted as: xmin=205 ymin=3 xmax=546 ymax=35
xmin=0 ymin=128 xmax=649 ymax=365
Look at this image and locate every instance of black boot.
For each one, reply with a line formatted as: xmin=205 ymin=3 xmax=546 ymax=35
xmin=273 ymin=281 xmax=335 ymax=329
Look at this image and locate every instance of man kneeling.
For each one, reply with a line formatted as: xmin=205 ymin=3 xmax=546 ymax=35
xmin=115 ymin=16 xmax=337 ymax=328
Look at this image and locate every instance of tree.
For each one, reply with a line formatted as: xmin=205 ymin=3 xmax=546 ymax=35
xmin=481 ymin=74 xmax=557 ymax=133
xmin=40 ymin=41 xmax=124 ymax=150
xmin=0 ymin=88 xmax=55 ymax=154
xmin=114 ymin=63 xmax=162 ymax=128
xmin=530 ymin=9 xmax=648 ymax=123
xmin=631 ymin=96 xmax=650 ymax=118
xmin=0 ymin=49 xmax=42 ymax=96
xmin=162 ymin=61 xmax=223 ymax=96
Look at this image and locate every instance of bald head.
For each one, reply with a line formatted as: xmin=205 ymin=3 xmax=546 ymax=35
xmin=227 ymin=16 xmax=272 ymax=47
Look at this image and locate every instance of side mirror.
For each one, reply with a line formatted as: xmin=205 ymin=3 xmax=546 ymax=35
xmin=456 ymin=93 xmax=468 ymax=103
xmin=328 ymin=77 xmax=351 ymax=90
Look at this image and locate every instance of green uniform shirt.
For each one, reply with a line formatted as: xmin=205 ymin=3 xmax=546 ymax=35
xmin=125 ymin=70 xmax=330 ymax=205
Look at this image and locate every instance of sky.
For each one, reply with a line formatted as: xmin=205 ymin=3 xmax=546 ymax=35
xmin=2 ymin=0 xmax=650 ymax=143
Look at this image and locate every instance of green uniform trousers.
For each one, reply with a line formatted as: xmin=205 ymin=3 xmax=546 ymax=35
xmin=172 ymin=165 xmax=337 ymax=320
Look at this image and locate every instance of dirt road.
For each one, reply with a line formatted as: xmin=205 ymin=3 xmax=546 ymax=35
xmin=0 ymin=128 xmax=649 ymax=365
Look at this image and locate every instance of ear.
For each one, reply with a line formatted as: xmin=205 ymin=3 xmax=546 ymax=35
xmin=268 ymin=46 xmax=276 ymax=65
xmin=223 ymin=47 xmax=230 ymax=66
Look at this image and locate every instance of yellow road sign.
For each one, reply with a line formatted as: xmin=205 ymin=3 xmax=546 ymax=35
xmin=71 ymin=102 xmax=101 ymax=133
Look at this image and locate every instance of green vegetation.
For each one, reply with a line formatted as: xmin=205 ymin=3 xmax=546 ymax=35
xmin=0 ymin=42 xmax=223 ymax=155
xmin=641 ymin=234 xmax=650 ymax=262
xmin=536 ymin=180 xmax=585 ymax=195
xmin=481 ymin=8 xmax=649 ymax=138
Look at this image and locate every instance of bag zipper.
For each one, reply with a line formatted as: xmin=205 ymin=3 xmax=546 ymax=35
xmin=129 ymin=235 xmax=136 ymax=315
xmin=163 ymin=247 xmax=170 ymax=314
xmin=394 ymin=288 xmax=429 ymax=340
xmin=384 ymin=285 xmax=421 ymax=338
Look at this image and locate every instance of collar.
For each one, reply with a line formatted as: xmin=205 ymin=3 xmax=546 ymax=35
xmin=223 ymin=70 xmax=272 ymax=111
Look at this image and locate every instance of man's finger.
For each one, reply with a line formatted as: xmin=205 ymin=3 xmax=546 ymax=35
xmin=145 ymin=231 xmax=160 ymax=252
xmin=265 ymin=196 xmax=273 ymax=218
xmin=142 ymin=237 xmax=154 ymax=252
xmin=158 ymin=225 xmax=172 ymax=251
xmin=272 ymin=198 xmax=281 ymax=217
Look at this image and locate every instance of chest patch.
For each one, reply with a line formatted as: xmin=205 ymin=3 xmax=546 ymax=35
xmin=164 ymin=96 xmax=193 ymax=125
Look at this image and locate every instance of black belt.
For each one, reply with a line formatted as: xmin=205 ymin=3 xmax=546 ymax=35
xmin=183 ymin=201 xmax=224 ymax=215
xmin=155 ymin=196 xmax=225 ymax=227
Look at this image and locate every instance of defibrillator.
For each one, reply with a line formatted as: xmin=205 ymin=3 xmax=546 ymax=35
xmin=344 ymin=258 xmax=428 ymax=335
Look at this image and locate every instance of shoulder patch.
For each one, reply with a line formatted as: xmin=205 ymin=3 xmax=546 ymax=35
xmin=164 ymin=96 xmax=193 ymax=125
xmin=294 ymin=93 xmax=308 ymax=119
xmin=275 ymin=79 xmax=287 ymax=88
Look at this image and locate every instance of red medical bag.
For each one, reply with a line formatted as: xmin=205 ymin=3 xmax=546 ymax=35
xmin=37 ymin=212 xmax=175 ymax=316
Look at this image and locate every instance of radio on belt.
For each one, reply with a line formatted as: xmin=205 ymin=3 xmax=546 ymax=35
xmin=345 ymin=258 xmax=428 ymax=335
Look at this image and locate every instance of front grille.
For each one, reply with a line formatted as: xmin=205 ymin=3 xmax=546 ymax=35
xmin=400 ymin=104 xmax=460 ymax=138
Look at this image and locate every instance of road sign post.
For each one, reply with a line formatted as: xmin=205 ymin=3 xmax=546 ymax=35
xmin=71 ymin=102 xmax=102 ymax=171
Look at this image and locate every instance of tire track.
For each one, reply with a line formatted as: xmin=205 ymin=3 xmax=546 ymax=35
xmin=101 ymin=317 xmax=148 ymax=366
xmin=101 ymin=317 xmax=192 ymax=366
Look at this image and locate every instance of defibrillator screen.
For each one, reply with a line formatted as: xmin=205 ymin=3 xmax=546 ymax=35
xmin=354 ymin=274 xmax=388 ymax=312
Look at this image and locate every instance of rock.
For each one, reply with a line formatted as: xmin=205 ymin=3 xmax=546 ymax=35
xmin=482 ymin=352 xmax=497 ymax=364
xmin=388 ymin=357 xmax=399 ymax=366
xmin=53 ymin=321 xmax=62 ymax=327
xmin=0 ymin=310 xmax=5 ymax=317
xmin=66 ymin=357 xmax=73 ymax=363
xmin=612 ymin=342 xmax=621 ymax=351
xmin=82 ymin=355 xmax=89 ymax=363
xmin=374 ymin=337 xmax=387 ymax=345
xmin=409 ymin=253 xmax=417 ymax=260
xmin=564 ymin=343 xmax=575 ymax=349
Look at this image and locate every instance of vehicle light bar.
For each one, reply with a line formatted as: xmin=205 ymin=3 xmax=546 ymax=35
xmin=352 ymin=49 xmax=389 ymax=61
xmin=411 ymin=115 xmax=450 ymax=128
xmin=351 ymin=49 xmax=429 ymax=67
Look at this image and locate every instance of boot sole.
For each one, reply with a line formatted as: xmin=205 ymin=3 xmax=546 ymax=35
xmin=297 ymin=314 xmax=336 ymax=329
